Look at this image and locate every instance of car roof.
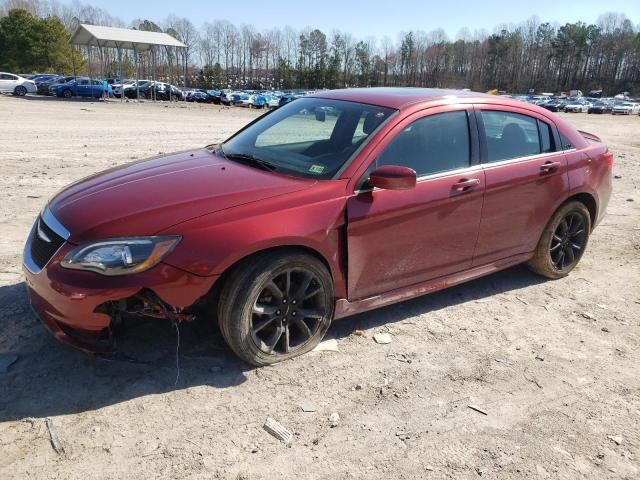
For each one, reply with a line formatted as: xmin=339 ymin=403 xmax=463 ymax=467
xmin=311 ymin=87 xmax=505 ymax=110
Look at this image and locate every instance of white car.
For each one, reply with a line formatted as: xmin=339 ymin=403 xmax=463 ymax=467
xmin=267 ymin=96 xmax=281 ymax=108
xmin=112 ymin=80 xmax=135 ymax=97
xmin=564 ymin=100 xmax=591 ymax=113
xmin=611 ymin=102 xmax=640 ymax=115
xmin=0 ymin=72 xmax=37 ymax=96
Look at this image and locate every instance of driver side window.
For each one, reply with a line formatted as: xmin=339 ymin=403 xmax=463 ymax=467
xmin=375 ymin=111 xmax=471 ymax=177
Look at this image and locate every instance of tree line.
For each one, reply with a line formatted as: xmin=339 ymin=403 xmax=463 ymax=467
xmin=1 ymin=0 xmax=639 ymax=94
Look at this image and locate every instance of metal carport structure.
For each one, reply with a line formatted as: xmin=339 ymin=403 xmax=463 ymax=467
xmin=70 ymin=24 xmax=187 ymax=101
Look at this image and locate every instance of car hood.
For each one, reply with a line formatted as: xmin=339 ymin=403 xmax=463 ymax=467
xmin=49 ymin=148 xmax=316 ymax=244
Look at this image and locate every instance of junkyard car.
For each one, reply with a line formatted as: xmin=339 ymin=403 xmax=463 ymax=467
xmin=587 ymin=101 xmax=613 ymax=114
xmin=611 ymin=102 xmax=640 ymax=115
xmin=0 ymin=72 xmax=37 ymax=96
xmin=24 ymin=88 xmax=613 ymax=366
xmin=564 ymin=99 xmax=591 ymax=113
xmin=53 ymin=78 xmax=111 ymax=98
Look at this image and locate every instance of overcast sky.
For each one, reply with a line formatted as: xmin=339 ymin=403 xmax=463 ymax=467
xmin=84 ymin=0 xmax=639 ymax=38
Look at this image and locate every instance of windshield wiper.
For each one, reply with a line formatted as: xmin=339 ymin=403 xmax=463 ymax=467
xmin=218 ymin=146 xmax=277 ymax=172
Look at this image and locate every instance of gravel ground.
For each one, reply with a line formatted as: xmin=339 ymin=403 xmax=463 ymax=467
xmin=0 ymin=95 xmax=638 ymax=480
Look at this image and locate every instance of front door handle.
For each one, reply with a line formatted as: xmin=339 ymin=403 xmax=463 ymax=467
xmin=540 ymin=161 xmax=561 ymax=174
xmin=452 ymin=178 xmax=481 ymax=192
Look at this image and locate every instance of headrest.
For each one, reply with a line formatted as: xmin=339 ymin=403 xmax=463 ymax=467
xmin=502 ymin=123 xmax=527 ymax=143
xmin=363 ymin=112 xmax=386 ymax=134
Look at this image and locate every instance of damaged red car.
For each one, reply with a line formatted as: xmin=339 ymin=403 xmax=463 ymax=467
xmin=23 ymin=88 xmax=612 ymax=366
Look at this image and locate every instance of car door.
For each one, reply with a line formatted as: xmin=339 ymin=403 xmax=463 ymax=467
xmin=0 ymin=74 xmax=9 ymax=92
xmin=77 ymin=79 xmax=91 ymax=96
xmin=471 ymin=106 xmax=569 ymax=266
xmin=346 ymin=106 xmax=485 ymax=300
xmin=0 ymin=73 xmax=17 ymax=92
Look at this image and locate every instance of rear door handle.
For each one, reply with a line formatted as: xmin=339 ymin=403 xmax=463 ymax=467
xmin=452 ymin=178 xmax=481 ymax=192
xmin=540 ymin=161 xmax=561 ymax=173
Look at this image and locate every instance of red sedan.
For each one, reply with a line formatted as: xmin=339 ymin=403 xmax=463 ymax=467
xmin=23 ymin=88 xmax=613 ymax=366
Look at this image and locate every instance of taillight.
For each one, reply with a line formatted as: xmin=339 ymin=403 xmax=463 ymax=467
xmin=603 ymin=151 xmax=614 ymax=169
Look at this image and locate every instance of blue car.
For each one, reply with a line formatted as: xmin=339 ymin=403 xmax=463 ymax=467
xmin=278 ymin=93 xmax=304 ymax=107
xmin=254 ymin=94 xmax=280 ymax=109
xmin=53 ymin=78 xmax=112 ymax=99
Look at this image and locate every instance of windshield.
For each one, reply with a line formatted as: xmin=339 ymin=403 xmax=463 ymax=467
xmin=221 ymin=98 xmax=395 ymax=179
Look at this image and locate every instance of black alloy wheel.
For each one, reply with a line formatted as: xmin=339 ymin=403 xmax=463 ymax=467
xmin=250 ymin=268 xmax=326 ymax=355
xmin=528 ymin=201 xmax=591 ymax=279
xmin=218 ymin=251 xmax=334 ymax=366
xmin=550 ymin=211 xmax=587 ymax=271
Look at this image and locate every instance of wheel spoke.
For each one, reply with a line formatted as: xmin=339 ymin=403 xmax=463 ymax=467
xmin=293 ymin=317 xmax=313 ymax=338
xmin=303 ymin=286 xmax=322 ymax=300
xmin=265 ymin=281 xmax=284 ymax=301
xmin=296 ymin=272 xmax=313 ymax=298
xmin=550 ymin=241 xmax=562 ymax=252
xmin=555 ymin=249 xmax=565 ymax=269
xmin=253 ymin=317 xmax=277 ymax=334
xmin=553 ymin=234 xmax=563 ymax=243
xmin=566 ymin=214 xmax=574 ymax=232
xmin=564 ymin=245 xmax=575 ymax=265
xmin=301 ymin=308 xmax=323 ymax=319
xmin=569 ymin=216 xmax=584 ymax=235
xmin=265 ymin=325 xmax=284 ymax=352
xmin=558 ymin=219 xmax=569 ymax=235
xmin=284 ymin=326 xmax=290 ymax=353
xmin=569 ymin=241 xmax=581 ymax=251
xmin=283 ymin=270 xmax=291 ymax=296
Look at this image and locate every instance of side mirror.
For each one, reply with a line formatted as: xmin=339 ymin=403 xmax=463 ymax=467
xmin=369 ymin=165 xmax=416 ymax=191
xmin=315 ymin=109 xmax=326 ymax=122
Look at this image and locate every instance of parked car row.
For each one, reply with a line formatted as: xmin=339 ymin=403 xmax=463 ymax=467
xmin=506 ymin=93 xmax=640 ymax=116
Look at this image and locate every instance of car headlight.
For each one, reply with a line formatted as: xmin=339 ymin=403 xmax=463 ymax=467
xmin=61 ymin=236 xmax=180 ymax=276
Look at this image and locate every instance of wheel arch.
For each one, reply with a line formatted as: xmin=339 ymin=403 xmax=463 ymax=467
xmin=565 ymin=191 xmax=597 ymax=230
xmin=206 ymin=244 xmax=338 ymax=311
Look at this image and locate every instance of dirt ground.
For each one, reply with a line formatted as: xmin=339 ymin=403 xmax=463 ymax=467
xmin=0 ymin=94 xmax=638 ymax=480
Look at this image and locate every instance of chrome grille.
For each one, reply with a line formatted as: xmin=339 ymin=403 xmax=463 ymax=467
xmin=30 ymin=218 xmax=65 ymax=269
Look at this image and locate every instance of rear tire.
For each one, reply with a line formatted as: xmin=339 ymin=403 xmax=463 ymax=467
xmin=62 ymin=89 xmax=72 ymax=99
xmin=218 ymin=251 xmax=334 ymax=366
xmin=527 ymin=201 xmax=591 ymax=279
xmin=14 ymin=86 xmax=27 ymax=96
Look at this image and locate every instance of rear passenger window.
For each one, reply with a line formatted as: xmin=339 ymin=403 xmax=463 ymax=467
xmin=480 ymin=111 xmax=541 ymax=162
xmin=559 ymin=133 xmax=574 ymax=150
xmin=538 ymin=120 xmax=554 ymax=153
xmin=376 ymin=111 xmax=471 ymax=176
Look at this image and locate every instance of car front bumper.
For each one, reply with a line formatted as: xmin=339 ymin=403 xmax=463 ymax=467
xmin=23 ymin=214 xmax=217 ymax=354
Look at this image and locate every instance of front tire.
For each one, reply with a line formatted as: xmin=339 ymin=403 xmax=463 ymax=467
xmin=218 ymin=251 xmax=334 ymax=366
xmin=527 ymin=201 xmax=591 ymax=279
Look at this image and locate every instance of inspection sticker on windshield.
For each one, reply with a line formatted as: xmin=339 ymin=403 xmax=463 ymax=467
xmin=309 ymin=165 xmax=325 ymax=174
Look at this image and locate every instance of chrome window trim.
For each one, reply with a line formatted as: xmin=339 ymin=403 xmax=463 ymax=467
xmin=23 ymin=207 xmax=70 ymax=275
xmin=415 ymin=164 xmax=483 ymax=182
xmin=480 ymin=150 xmax=562 ymax=168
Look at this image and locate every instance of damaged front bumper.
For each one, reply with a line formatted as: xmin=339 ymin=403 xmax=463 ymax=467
xmin=23 ymin=240 xmax=218 ymax=355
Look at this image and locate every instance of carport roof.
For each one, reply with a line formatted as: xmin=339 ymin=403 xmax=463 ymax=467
xmin=70 ymin=24 xmax=186 ymax=51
